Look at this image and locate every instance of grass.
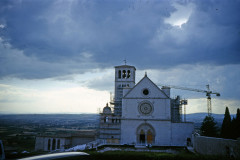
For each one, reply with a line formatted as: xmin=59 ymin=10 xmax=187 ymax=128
xmin=88 ymin=151 xmax=174 ymax=160
xmin=83 ymin=150 xmax=231 ymax=160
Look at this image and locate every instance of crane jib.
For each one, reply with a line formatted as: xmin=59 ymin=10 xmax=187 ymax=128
xmin=158 ymin=84 xmax=220 ymax=115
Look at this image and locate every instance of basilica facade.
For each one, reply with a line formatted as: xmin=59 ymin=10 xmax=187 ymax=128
xmin=99 ymin=64 xmax=194 ymax=146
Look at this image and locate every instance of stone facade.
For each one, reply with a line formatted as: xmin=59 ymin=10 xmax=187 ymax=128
xmin=35 ymin=131 xmax=96 ymax=151
xmin=193 ymin=135 xmax=240 ymax=158
xmin=99 ymin=64 xmax=194 ymax=146
xmin=98 ymin=106 xmax=121 ymax=143
xmin=35 ymin=136 xmax=70 ymax=151
xmin=114 ymin=65 xmax=136 ymax=115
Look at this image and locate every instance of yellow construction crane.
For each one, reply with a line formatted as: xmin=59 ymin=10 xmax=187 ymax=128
xmin=159 ymin=84 xmax=220 ymax=116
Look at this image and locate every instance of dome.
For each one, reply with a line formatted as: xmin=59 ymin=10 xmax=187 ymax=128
xmin=103 ymin=103 xmax=111 ymax=114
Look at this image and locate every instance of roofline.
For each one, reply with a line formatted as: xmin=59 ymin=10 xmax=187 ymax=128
xmin=123 ymin=76 xmax=145 ymax=98
xmin=148 ymin=76 xmax=170 ymax=98
xmin=115 ymin=65 xmax=136 ymax=70
xmin=123 ymin=75 xmax=170 ymax=98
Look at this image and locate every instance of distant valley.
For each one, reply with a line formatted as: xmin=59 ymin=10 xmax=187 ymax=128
xmin=0 ymin=113 xmax=230 ymax=130
xmin=0 ymin=113 xmax=232 ymax=153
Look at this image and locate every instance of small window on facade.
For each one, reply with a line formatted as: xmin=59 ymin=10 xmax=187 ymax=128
xmin=57 ymin=139 xmax=60 ymax=149
xmin=122 ymin=70 xmax=126 ymax=78
xmin=127 ymin=70 xmax=131 ymax=78
xmin=52 ymin=139 xmax=56 ymax=150
xmin=48 ymin=139 xmax=51 ymax=151
xmin=118 ymin=70 xmax=121 ymax=79
xmin=143 ymin=89 xmax=149 ymax=95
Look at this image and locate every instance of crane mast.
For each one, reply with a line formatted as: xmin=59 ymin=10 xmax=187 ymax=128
xmin=159 ymin=84 xmax=220 ymax=116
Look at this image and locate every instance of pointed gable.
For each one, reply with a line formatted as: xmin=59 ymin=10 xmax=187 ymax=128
xmin=124 ymin=75 xmax=169 ymax=99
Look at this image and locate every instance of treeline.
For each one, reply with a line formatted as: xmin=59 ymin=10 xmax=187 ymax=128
xmin=200 ymin=107 xmax=240 ymax=139
xmin=221 ymin=107 xmax=240 ymax=139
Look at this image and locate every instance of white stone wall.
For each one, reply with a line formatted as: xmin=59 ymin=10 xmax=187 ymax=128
xmin=122 ymin=98 xmax=170 ymax=120
xmin=122 ymin=76 xmax=171 ymax=120
xmin=35 ymin=137 xmax=44 ymax=151
xmin=124 ymin=77 xmax=168 ymax=99
xmin=121 ymin=76 xmax=175 ymax=146
xmin=119 ymin=75 xmax=194 ymax=147
xmin=193 ymin=136 xmax=240 ymax=158
xmin=121 ymin=119 xmax=172 ymax=146
xmin=35 ymin=137 xmax=69 ymax=151
xmin=171 ymin=122 xmax=194 ymax=146
xmin=71 ymin=137 xmax=96 ymax=146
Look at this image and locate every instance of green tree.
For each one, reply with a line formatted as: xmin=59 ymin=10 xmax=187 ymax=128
xmin=200 ymin=115 xmax=217 ymax=137
xmin=231 ymin=117 xmax=237 ymax=139
xmin=221 ymin=107 xmax=232 ymax=138
xmin=233 ymin=108 xmax=240 ymax=138
xmin=229 ymin=108 xmax=240 ymax=139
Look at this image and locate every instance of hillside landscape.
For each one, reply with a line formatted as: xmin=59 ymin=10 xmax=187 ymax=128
xmin=0 ymin=113 xmax=228 ymax=153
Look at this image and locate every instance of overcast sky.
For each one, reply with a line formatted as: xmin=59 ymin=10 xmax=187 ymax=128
xmin=0 ymin=0 xmax=239 ymax=114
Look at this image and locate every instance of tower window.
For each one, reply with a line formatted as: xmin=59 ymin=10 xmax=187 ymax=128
xmin=104 ymin=116 xmax=109 ymax=123
xmin=127 ymin=70 xmax=131 ymax=78
xmin=118 ymin=70 xmax=121 ymax=79
xmin=122 ymin=70 xmax=126 ymax=78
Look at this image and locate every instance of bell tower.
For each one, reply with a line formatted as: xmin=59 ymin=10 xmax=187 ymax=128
xmin=113 ymin=64 xmax=136 ymax=115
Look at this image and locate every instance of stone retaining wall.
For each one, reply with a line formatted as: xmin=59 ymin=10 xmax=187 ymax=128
xmin=193 ymin=135 xmax=240 ymax=158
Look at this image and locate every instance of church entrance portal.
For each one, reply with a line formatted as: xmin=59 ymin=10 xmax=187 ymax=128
xmin=147 ymin=130 xmax=153 ymax=144
xmin=137 ymin=123 xmax=155 ymax=145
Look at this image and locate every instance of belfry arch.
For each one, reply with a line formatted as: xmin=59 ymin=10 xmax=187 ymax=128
xmin=136 ymin=123 xmax=155 ymax=145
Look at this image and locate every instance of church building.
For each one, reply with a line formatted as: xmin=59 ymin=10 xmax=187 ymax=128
xmin=99 ymin=64 xmax=194 ymax=146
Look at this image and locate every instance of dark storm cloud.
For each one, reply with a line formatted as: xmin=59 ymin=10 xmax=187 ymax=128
xmin=0 ymin=0 xmax=239 ymax=79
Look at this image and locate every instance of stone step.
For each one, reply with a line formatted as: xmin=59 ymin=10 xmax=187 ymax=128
xmin=134 ymin=145 xmax=147 ymax=149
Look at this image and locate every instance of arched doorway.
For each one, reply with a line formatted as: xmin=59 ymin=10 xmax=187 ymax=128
xmin=139 ymin=130 xmax=145 ymax=144
xmin=136 ymin=123 xmax=155 ymax=145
